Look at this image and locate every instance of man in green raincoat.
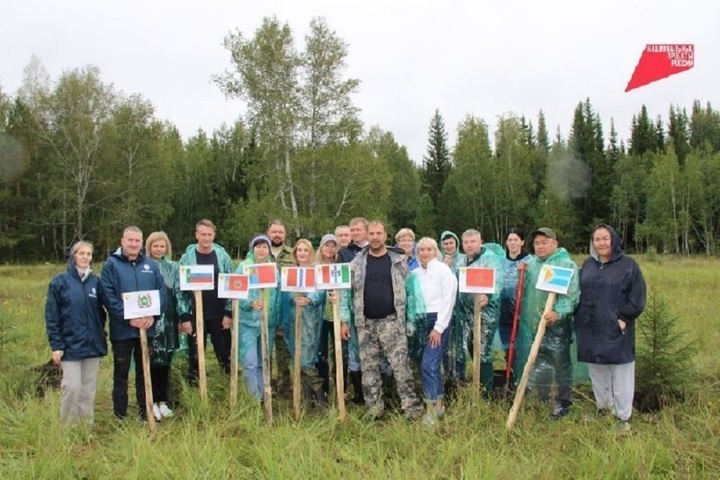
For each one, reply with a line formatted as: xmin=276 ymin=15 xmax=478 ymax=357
xmin=514 ymin=227 xmax=580 ymax=419
xmin=450 ymin=229 xmax=503 ymax=398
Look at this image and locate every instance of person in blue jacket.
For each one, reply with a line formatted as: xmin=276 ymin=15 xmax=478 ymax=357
xmin=575 ymin=224 xmax=646 ymax=430
xmin=45 ymin=241 xmax=107 ymax=425
xmin=101 ymin=226 xmax=167 ymax=421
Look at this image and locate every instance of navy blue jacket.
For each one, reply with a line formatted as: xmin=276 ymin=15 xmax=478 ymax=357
xmin=45 ymin=256 xmax=108 ymax=360
xmin=101 ymin=247 xmax=167 ymax=342
xmin=338 ymin=242 xmax=365 ymax=263
xmin=575 ymin=225 xmax=647 ymax=364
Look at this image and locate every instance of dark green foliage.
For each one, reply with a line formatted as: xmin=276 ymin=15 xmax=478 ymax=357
xmin=635 ymin=291 xmax=698 ymax=412
xmin=421 ymin=109 xmax=451 ymax=214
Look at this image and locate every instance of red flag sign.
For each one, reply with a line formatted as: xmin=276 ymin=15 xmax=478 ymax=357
xmin=625 ymin=44 xmax=694 ymax=92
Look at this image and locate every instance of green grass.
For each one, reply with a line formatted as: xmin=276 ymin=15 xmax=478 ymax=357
xmin=1 ymin=257 xmax=719 ymax=478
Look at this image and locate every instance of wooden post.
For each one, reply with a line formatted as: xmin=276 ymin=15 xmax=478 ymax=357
xmin=260 ymin=288 xmax=273 ymax=426
xmin=473 ymin=298 xmax=482 ymax=396
xmin=230 ymin=299 xmax=239 ymax=408
xmin=506 ymin=293 xmax=556 ymax=430
xmin=194 ymin=290 xmax=207 ymax=403
xmin=139 ymin=327 xmax=156 ymax=432
xmin=293 ymin=298 xmax=304 ymax=420
xmin=332 ymin=291 xmax=346 ymax=421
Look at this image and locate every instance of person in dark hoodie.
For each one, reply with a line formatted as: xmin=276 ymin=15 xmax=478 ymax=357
xmin=575 ymin=224 xmax=646 ymax=431
xmin=45 ymin=241 xmax=107 ymax=425
xmin=101 ymin=226 xmax=167 ymax=421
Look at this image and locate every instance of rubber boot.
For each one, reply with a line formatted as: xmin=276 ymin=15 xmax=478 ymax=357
xmin=350 ymin=370 xmax=364 ymax=405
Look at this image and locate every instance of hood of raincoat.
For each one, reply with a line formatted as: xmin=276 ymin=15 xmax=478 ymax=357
xmin=589 ymin=224 xmax=624 ymax=263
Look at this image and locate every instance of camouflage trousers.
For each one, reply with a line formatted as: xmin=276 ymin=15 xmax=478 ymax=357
xmin=357 ymin=314 xmax=422 ymax=417
xmin=275 ymin=329 xmax=292 ymax=396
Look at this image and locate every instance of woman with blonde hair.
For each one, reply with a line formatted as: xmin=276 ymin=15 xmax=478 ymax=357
xmin=414 ymin=237 xmax=457 ymax=426
xmin=145 ymin=231 xmax=180 ymax=421
xmin=314 ymin=234 xmax=348 ymax=399
xmin=281 ymin=239 xmax=327 ymax=410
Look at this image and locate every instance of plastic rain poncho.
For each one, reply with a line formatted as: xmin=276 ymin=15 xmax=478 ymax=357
xmin=235 ymin=259 xmax=281 ymax=362
xmin=513 ymin=247 xmax=585 ymax=390
xmin=280 ymin=286 xmax=326 ymax=369
xmin=447 ymin=243 xmax=504 ymax=372
xmin=152 ymin=256 xmax=180 ymax=365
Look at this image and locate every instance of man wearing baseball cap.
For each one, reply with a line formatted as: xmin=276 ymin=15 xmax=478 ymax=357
xmin=514 ymin=227 xmax=581 ymax=419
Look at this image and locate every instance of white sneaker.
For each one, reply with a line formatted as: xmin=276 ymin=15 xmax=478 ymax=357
xmin=152 ymin=404 xmax=163 ymax=422
xmin=158 ymin=403 xmax=174 ymax=418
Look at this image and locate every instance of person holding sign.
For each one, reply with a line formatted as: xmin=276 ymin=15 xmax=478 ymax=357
xmin=145 ymin=231 xmax=179 ymax=421
xmin=236 ymin=234 xmax=281 ymax=401
xmin=177 ymin=219 xmax=235 ymax=383
xmin=314 ymin=234 xmax=347 ymax=400
xmin=101 ymin=226 xmax=166 ymax=421
xmin=45 ymin=241 xmax=107 ymax=425
xmin=415 ymin=237 xmax=457 ymax=427
xmin=451 ymin=229 xmax=503 ymax=397
xmin=575 ymin=224 xmax=646 ymax=430
xmin=280 ymin=239 xmax=327 ymax=411
xmin=514 ymin=228 xmax=580 ymax=419
xmin=341 ymin=220 xmax=424 ymax=421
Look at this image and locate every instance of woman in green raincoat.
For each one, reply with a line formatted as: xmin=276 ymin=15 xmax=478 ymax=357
xmin=145 ymin=231 xmax=180 ymax=420
xmin=280 ymin=239 xmax=327 ymax=409
xmin=235 ymin=234 xmax=281 ymax=401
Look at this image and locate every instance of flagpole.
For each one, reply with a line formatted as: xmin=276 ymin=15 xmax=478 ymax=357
xmin=506 ymin=292 xmax=556 ymax=430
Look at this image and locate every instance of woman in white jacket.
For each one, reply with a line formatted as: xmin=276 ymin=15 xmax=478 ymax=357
xmin=415 ymin=237 xmax=458 ymax=426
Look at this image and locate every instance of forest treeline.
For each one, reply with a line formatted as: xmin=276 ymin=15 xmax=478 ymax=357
xmin=1 ymin=16 xmax=719 ymax=261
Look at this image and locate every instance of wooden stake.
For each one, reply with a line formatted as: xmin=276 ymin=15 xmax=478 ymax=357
xmin=139 ymin=327 xmax=156 ymax=432
xmin=260 ymin=288 xmax=273 ymax=426
xmin=194 ymin=290 xmax=207 ymax=403
xmin=473 ymin=298 xmax=482 ymax=396
xmin=332 ymin=291 xmax=346 ymax=421
xmin=293 ymin=298 xmax=304 ymax=420
xmin=506 ymin=293 xmax=556 ymax=430
xmin=230 ymin=299 xmax=239 ymax=408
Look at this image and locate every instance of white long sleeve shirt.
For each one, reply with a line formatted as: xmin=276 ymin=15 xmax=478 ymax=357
xmin=415 ymin=258 xmax=458 ymax=334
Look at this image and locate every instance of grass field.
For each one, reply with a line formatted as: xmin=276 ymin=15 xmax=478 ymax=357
xmin=1 ymin=257 xmax=719 ymax=479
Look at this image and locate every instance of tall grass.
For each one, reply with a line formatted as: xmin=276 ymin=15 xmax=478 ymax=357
xmin=1 ymin=258 xmax=719 ymax=478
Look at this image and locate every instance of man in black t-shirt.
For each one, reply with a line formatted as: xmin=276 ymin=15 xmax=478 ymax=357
xmin=177 ymin=219 xmax=235 ymax=381
xmin=341 ymin=220 xmax=422 ymax=421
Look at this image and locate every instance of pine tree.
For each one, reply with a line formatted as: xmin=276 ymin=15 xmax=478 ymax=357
xmin=635 ymin=291 xmax=698 ymax=412
xmin=421 ymin=109 xmax=451 ymax=212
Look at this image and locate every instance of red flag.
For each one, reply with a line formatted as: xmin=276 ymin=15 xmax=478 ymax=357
xmin=286 ymin=267 xmax=298 ymax=287
xmin=256 ymin=264 xmax=276 ymax=284
xmin=466 ymin=268 xmax=494 ymax=289
xmin=228 ymin=275 xmax=248 ymax=292
xmin=305 ymin=268 xmax=315 ymax=287
xmin=625 ymin=44 xmax=694 ymax=92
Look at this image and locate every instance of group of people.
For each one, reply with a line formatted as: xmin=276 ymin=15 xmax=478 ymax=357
xmin=45 ymin=217 xmax=646 ymax=430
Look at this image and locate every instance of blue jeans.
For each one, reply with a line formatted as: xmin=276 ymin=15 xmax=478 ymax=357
xmin=241 ymin=335 xmax=263 ymax=401
xmin=421 ymin=313 xmax=450 ymax=402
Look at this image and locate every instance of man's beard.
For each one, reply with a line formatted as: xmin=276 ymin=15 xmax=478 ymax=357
xmin=271 ymin=239 xmax=283 ymax=247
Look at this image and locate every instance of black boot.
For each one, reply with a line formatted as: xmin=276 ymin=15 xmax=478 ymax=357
xmin=350 ymin=370 xmax=364 ymax=405
xmin=316 ymin=358 xmax=330 ymax=396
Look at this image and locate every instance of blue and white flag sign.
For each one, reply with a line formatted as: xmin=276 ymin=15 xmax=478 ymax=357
xmin=535 ymin=265 xmax=575 ymax=295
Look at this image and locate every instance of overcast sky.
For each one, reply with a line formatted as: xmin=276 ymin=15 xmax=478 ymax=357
xmin=2 ymin=0 xmax=718 ymax=163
